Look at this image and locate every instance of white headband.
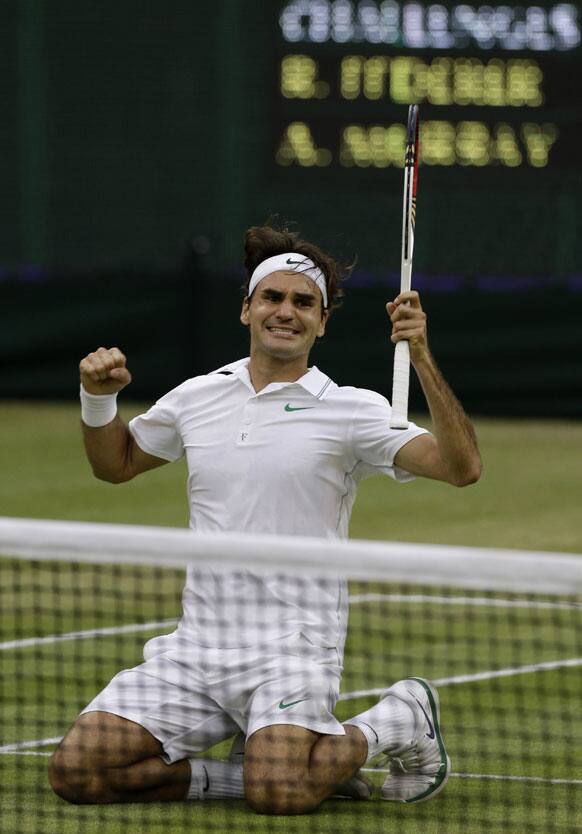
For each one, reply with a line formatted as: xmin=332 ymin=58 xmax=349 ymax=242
xmin=248 ymin=253 xmax=328 ymax=309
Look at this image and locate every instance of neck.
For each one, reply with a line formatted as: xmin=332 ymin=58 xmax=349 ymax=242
xmin=248 ymin=351 xmax=309 ymax=393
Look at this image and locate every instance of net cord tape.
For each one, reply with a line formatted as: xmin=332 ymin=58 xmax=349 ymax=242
xmin=0 ymin=517 xmax=580 ymax=595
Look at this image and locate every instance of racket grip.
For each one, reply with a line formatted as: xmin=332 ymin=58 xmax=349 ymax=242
xmin=390 ymin=340 xmax=410 ymax=429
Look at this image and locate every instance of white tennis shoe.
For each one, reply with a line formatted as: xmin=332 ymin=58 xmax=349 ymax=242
xmin=380 ymin=677 xmax=451 ymax=803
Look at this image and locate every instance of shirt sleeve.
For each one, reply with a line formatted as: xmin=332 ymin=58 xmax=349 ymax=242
xmin=349 ymin=389 xmax=430 ymax=482
xmin=128 ymin=385 xmax=185 ymax=462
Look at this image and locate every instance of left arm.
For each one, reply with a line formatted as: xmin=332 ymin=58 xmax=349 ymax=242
xmin=388 ymin=291 xmax=482 ymax=487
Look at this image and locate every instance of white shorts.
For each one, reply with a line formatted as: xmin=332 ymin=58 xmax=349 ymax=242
xmin=81 ymin=630 xmax=344 ymax=763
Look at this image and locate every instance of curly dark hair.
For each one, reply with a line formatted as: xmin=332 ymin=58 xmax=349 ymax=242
xmin=243 ymin=222 xmax=353 ymax=316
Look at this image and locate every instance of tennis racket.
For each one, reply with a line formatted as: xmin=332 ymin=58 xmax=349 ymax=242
xmin=390 ymin=104 xmax=420 ymax=430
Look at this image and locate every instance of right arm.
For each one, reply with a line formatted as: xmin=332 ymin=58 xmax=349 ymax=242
xmin=79 ymin=347 xmax=167 ymax=483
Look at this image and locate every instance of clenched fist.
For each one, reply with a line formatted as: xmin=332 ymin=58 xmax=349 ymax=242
xmin=79 ymin=347 xmax=132 ymax=395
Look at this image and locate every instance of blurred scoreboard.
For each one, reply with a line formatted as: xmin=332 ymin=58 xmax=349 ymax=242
xmin=274 ymin=2 xmax=581 ymax=172
xmin=4 ymin=1 xmax=581 ymax=275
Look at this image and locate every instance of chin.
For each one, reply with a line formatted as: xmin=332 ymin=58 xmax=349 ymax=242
xmin=260 ymin=341 xmax=305 ymax=360
xmin=266 ymin=346 xmax=302 ymax=360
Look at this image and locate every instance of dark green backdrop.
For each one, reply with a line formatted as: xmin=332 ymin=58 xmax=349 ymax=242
xmin=2 ymin=270 xmax=581 ymax=418
xmin=2 ymin=2 xmax=581 ymax=417
xmin=4 ymin=1 xmax=581 ymax=276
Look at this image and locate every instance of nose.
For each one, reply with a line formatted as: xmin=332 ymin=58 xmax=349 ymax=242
xmin=274 ymin=298 xmax=294 ymax=319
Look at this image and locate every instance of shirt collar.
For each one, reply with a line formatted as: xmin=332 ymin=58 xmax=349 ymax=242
xmin=294 ymin=365 xmax=333 ymax=398
xmin=215 ymin=357 xmax=332 ymax=398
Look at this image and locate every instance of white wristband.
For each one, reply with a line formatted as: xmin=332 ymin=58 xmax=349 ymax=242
xmin=80 ymin=385 xmax=118 ymax=428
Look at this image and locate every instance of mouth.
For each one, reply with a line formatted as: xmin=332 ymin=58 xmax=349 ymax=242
xmin=266 ymin=326 xmax=300 ymax=338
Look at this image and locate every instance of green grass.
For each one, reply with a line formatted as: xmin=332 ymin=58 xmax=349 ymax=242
xmin=2 ymin=774 xmax=580 ymax=834
xmin=1 ymin=402 xmax=581 ymax=550
xmin=0 ymin=402 xmax=581 ymax=833
xmin=352 ymin=418 xmax=582 ymax=552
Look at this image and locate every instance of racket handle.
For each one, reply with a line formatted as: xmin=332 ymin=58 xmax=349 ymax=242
xmin=390 ymin=340 xmax=410 ymax=429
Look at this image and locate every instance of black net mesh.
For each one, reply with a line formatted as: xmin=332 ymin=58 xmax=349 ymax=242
xmin=1 ymin=537 xmax=580 ymax=834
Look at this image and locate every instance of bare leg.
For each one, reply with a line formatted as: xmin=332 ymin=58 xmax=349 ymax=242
xmin=48 ymin=712 xmax=191 ymax=804
xmin=244 ymin=724 xmax=367 ymax=815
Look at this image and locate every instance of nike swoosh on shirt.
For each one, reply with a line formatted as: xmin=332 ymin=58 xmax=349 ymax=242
xmin=284 ymin=404 xmax=315 ymax=412
xmin=278 ymin=698 xmax=308 ymax=710
xmin=410 ymin=692 xmax=436 ymax=739
xmin=202 ymin=764 xmax=209 ymax=792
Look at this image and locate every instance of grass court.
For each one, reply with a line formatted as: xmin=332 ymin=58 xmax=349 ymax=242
xmin=0 ymin=402 xmax=581 ymax=834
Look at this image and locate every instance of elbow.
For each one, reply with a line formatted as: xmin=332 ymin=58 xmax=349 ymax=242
xmin=92 ymin=466 xmax=132 ymax=484
xmin=450 ymin=459 xmax=482 ymax=487
xmin=90 ymin=448 xmax=135 ymax=484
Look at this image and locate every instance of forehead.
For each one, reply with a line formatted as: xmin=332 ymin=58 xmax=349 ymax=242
xmin=257 ymin=270 xmax=322 ymax=299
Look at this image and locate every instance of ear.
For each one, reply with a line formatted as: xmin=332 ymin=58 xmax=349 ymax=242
xmin=317 ymin=309 xmax=329 ymax=338
xmin=240 ymin=297 xmax=250 ymax=326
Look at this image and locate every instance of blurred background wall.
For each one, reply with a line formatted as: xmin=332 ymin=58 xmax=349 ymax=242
xmin=2 ymin=0 xmax=581 ymax=415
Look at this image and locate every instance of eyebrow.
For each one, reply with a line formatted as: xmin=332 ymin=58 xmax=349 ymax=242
xmin=261 ymin=288 xmax=317 ymax=302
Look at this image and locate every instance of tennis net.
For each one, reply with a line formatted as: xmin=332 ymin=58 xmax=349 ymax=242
xmin=1 ymin=516 xmax=580 ymax=834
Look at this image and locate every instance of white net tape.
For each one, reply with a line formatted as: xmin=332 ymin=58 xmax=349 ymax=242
xmin=0 ymin=516 xmax=580 ymax=594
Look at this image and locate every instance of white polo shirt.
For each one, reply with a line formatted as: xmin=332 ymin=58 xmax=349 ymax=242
xmin=129 ymin=358 xmax=428 ymax=652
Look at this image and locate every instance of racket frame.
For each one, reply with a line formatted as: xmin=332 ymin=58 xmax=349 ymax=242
xmin=390 ymin=105 xmax=420 ymax=430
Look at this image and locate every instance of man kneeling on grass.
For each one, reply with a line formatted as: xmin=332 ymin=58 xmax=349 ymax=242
xmin=49 ymin=224 xmax=480 ymax=813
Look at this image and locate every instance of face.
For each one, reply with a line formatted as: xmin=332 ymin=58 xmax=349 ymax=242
xmin=240 ymin=271 xmax=328 ymax=363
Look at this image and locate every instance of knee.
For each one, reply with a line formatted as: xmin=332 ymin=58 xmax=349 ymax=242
xmin=245 ymin=776 xmax=318 ymax=816
xmin=48 ymin=748 xmax=103 ymax=805
xmin=243 ymin=726 xmax=323 ymax=815
xmin=247 ymin=792 xmax=317 ymax=816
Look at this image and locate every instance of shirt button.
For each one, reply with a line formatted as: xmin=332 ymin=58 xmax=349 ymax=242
xmin=243 ymin=417 xmax=252 ymax=425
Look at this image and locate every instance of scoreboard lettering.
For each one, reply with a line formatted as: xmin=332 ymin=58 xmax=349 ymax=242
xmin=281 ymin=55 xmax=544 ymax=107
xmin=279 ymin=1 xmax=580 ymax=50
xmin=274 ymin=1 xmax=581 ymax=171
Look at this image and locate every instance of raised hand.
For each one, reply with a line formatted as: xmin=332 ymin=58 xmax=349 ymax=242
xmin=79 ymin=347 xmax=132 ymax=395
xmin=386 ymin=291 xmax=428 ymax=364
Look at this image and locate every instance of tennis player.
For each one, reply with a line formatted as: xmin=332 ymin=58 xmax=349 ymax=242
xmin=49 ymin=224 xmax=481 ymax=814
